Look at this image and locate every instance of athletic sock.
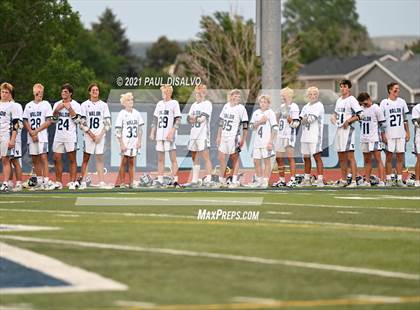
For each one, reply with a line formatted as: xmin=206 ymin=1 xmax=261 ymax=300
xmin=192 ymin=165 xmax=200 ymax=183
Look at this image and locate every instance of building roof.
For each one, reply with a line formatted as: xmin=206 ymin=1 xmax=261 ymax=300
xmin=381 ymin=55 xmax=420 ymax=90
xmin=299 ymin=54 xmax=386 ymax=76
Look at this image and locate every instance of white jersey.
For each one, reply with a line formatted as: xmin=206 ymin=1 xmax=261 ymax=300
xmin=23 ymin=100 xmax=53 ymax=143
xmin=380 ymin=97 xmax=409 ymax=139
xmin=412 ymin=103 xmax=420 ymax=140
xmin=115 ymin=109 xmax=144 ymax=149
xmin=278 ymin=102 xmax=300 ymax=139
xmin=0 ymin=101 xmax=18 ymax=141
xmin=52 ymin=100 xmax=81 ymax=143
xmin=11 ymin=102 xmax=23 ymax=144
xmin=188 ymin=100 xmax=212 ymax=140
xmin=153 ymin=99 xmax=181 ymax=141
xmin=300 ymin=101 xmax=325 ymax=144
xmin=334 ymin=95 xmax=363 ymax=128
xmin=250 ymin=108 xmax=278 ymax=148
xmin=360 ymin=104 xmax=385 ymax=143
xmin=80 ymin=99 xmax=111 ymax=136
xmin=219 ymin=103 xmax=248 ymax=138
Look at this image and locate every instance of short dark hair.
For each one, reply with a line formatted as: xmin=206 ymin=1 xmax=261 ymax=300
xmin=387 ymin=82 xmax=398 ymax=94
xmin=339 ymin=79 xmax=352 ymax=88
xmin=88 ymin=82 xmax=99 ymax=92
xmin=357 ymin=92 xmax=370 ymax=103
xmin=61 ymin=83 xmax=74 ymax=96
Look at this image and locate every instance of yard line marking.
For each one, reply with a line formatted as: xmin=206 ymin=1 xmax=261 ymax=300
xmin=0 ymin=242 xmax=127 ymax=294
xmin=232 ymin=297 xmax=278 ymax=304
xmin=114 ymin=300 xmax=156 ymax=308
xmin=1 ymin=208 xmax=419 ymax=232
xmin=337 ymin=211 xmax=360 ymax=215
xmin=0 ymin=201 xmax=26 ymax=204
xmin=96 ymin=295 xmax=420 ymax=309
xmin=75 ymin=197 xmax=263 ymax=206
xmin=405 ymin=211 xmax=420 ymax=214
xmin=264 ymin=202 xmax=419 ymax=211
xmin=0 ymin=224 xmax=60 ymax=232
xmin=1 ymin=235 xmax=419 ymax=281
xmin=263 ymin=219 xmax=420 ymax=233
xmin=267 ymin=211 xmax=292 ymax=215
xmin=335 ymin=195 xmax=420 ymax=201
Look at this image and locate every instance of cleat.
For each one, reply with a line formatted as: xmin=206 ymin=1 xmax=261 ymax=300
xmin=396 ymin=180 xmax=407 ymax=187
xmin=316 ymin=180 xmax=325 ymax=188
xmin=346 ymin=181 xmax=357 ymax=188
xmin=272 ymin=180 xmax=286 ymax=187
xmin=286 ymin=180 xmax=298 ymax=188
xmin=12 ymin=183 xmax=23 ymax=192
xmin=68 ymin=182 xmax=76 ymax=190
xmin=300 ymin=179 xmax=312 ymax=187
xmin=377 ymin=181 xmax=385 ymax=187
xmin=0 ymin=183 xmax=9 ymax=192
xmin=358 ymin=181 xmax=371 ymax=187
xmin=79 ymin=181 xmax=87 ymax=190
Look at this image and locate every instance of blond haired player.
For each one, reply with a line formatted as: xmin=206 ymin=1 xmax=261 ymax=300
xmin=299 ymin=86 xmax=325 ymax=187
xmin=79 ymin=83 xmax=111 ymax=189
xmin=23 ymin=83 xmax=53 ymax=190
xmin=187 ymin=84 xmax=213 ymax=186
xmin=216 ymin=89 xmax=248 ymax=188
xmin=150 ymin=84 xmax=181 ymax=187
xmin=273 ymin=87 xmax=300 ymax=187
xmin=249 ymin=95 xmax=278 ymax=188
xmin=114 ymin=92 xmax=144 ymax=188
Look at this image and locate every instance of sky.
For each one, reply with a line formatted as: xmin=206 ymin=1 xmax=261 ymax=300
xmin=69 ymin=0 xmax=420 ymax=42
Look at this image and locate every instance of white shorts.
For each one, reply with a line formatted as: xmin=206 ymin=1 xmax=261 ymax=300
xmin=335 ymin=127 xmax=355 ymax=152
xmin=122 ymin=148 xmax=139 ymax=157
xmin=53 ymin=141 xmax=78 ymax=153
xmin=301 ymin=142 xmax=321 ymax=156
xmin=253 ymin=147 xmax=274 ymax=159
xmin=386 ymin=138 xmax=405 ymax=153
xmin=84 ymin=137 xmax=105 ymax=155
xmin=414 ymin=135 xmax=420 ymax=155
xmin=9 ymin=142 xmax=22 ymax=158
xmin=188 ymin=139 xmax=209 ymax=152
xmin=275 ymin=137 xmax=295 ymax=153
xmin=28 ymin=142 xmax=49 ymax=155
xmin=360 ymin=141 xmax=382 ymax=153
xmin=0 ymin=139 xmax=10 ymax=157
xmin=156 ymin=140 xmax=176 ymax=152
xmin=218 ymin=136 xmax=239 ymax=155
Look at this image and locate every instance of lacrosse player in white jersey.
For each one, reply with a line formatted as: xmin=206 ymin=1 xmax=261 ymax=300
xmin=216 ymin=89 xmax=249 ymax=188
xmin=357 ymin=92 xmax=386 ymax=186
xmin=331 ymin=80 xmax=364 ymax=187
xmin=79 ymin=83 xmax=111 ymax=189
xmin=50 ymin=84 xmax=81 ymax=190
xmin=149 ymin=84 xmax=181 ymax=187
xmin=248 ymin=95 xmax=278 ymax=188
xmin=380 ymin=82 xmax=410 ymax=187
xmin=411 ymin=103 xmax=420 ymax=187
xmin=0 ymin=83 xmax=21 ymax=192
xmin=299 ymin=86 xmax=325 ymax=187
xmin=115 ymin=92 xmax=144 ymax=188
xmin=187 ymin=84 xmax=213 ymax=186
xmin=23 ymin=83 xmax=53 ymax=190
xmin=273 ymin=87 xmax=300 ymax=187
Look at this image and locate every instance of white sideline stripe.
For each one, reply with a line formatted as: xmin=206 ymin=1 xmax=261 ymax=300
xmin=337 ymin=211 xmax=360 ymax=215
xmin=264 ymin=219 xmax=420 ymax=233
xmin=1 ymin=208 xmax=418 ymax=232
xmin=335 ymin=195 xmax=420 ymax=201
xmin=405 ymin=211 xmax=420 ymax=214
xmin=0 ymin=202 xmax=26 ymax=204
xmin=114 ymin=300 xmax=156 ymax=308
xmin=1 ymin=235 xmax=419 ymax=281
xmin=0 ymin=224 xmax=60 ymax=232
xmin=75 ymin=197 xmax=263 ymax=206
xmin=351 ymin=295 xmax=406 ymax=303
xmin=267 ymin=211 xmax=293 ymax=215
xmin=232 ymin=296 xmax=278 ymax=304
xmin=0 ymin=242 xmax=127 ymax=294
xmin=264 ymin=201 xmax=419 ymax=211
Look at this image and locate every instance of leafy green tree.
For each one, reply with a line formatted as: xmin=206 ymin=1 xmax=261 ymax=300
xmin=0 ymin=0 xmax=84 ymax=102
xmin=145 ymin=36 xmax=182 ymax=70
xmin=91 ymin=8 xmax=139 ymax=77
xmin=283 ymin=0 xmax=372 ymax=64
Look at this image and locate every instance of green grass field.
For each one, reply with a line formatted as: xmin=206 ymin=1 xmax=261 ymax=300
xmin=1 ymin=188 xmax=419 ymax=310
